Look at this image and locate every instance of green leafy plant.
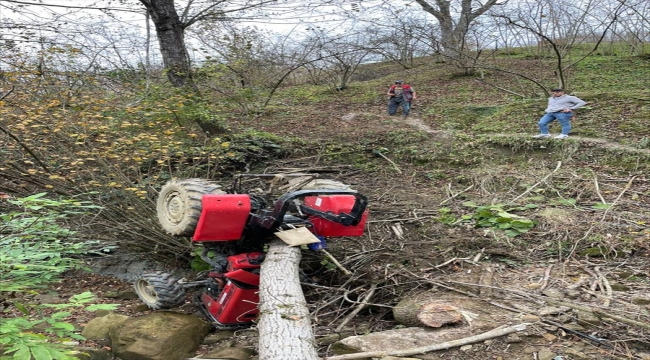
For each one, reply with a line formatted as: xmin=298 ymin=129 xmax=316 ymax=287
xmin=1 ymin=193 xmax=101 ymax=292
xmin=437 ymin=207 xmax=457 ymax=225
xmin=190 ymin=247 xmax=219 ymax=271
xmin=0 ymin=193 xmax=117 ymax=360
xmin=459 ymin=202 xmax=537 ymax=237
xmin=592 ymin=203 xmax=612 ymax=210
xmin=549 ymin=198 xmax=577 ymax=206
xmin=1 ymin=292 xmax=118 ymax=360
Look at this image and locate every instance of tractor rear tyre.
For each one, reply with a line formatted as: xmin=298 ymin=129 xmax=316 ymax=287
xmin=293 ymin=178 xmax=353 ymax=191
xmin=133 ymin=271 xmax=186 ymax=309
xmin=157 ymin=178 xmax=225 ymax=236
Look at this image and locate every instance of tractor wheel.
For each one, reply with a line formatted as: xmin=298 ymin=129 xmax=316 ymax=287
xmin=157 ymin=178 xmax=225 ymax=236
xmin=133 ymin=271 xmax=186 ymax=309
xmin=297 ymin=179 xmax=353 ymax=191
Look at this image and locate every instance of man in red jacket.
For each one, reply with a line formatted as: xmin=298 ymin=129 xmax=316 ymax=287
xmin=387 ymin=80 xmax=416 ymax=116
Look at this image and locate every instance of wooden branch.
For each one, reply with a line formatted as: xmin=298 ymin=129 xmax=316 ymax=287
xmin=593 ymin=172 xmax=607 ymax=204
xmin=367 ymin=216 xmax=434 ymax=223
xmin=594 ymin=267 xmax=612 ymax=308
xmin=600 ymin=176 xmax=636 ymax=220
xmin=0 ymin=86 xmax=14 ymax=101
xmin=536 ymin=264 xmax=554 ymax=293
xmin=440 ymin=184 xmax=474 ymax=205
xmin=544 ymin=299 xmax=650 ymax=330
xmin=335 ymin=283 xmax=378 ymax=332
xmin=372 ymin=150 xmax=402 ymax=174
xmin=434 ymin=257 xmax=472 ymax=269
xmin=0 ymin=124 xmax=52 ymax=174
xmin=511 ymin=161 xmax=561 ymax=202
xmin=568 ymin=176 xmax=636 ymax=258
xmin=323 ymin=323 xmax=528 ymax=360
xmin=321 ymin=249 xmax=352 ymax=276
xmin=401 ymin=269 xmax=479 ymax=298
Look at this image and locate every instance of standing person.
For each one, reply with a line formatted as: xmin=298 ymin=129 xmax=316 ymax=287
xmin=387 ymin=80 xmax=416 ymax=116
xmin=533 ymin=88 xmax=587 ymax=139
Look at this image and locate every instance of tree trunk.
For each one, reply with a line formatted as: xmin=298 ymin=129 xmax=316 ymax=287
xmin=393 ymin=292 xmax=464 ymax=328
xmin=257 ymin=239 xmax=319 ymax=360
xmin=413 ymin=0 xmax=500 ymax=53
xmin=140 ymin=0 xmax=193 ymax=88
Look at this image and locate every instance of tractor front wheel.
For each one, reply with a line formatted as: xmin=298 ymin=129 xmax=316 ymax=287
xmin=133 ymin=271 xmax=187 ymax=309
xmin=157 ymin=178 xmax=225 ymax=236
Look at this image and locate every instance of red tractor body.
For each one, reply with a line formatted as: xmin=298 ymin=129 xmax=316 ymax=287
xmin=200 ymin=252 xmax=263 ymax=326
xmin=134 ymin=176 xmax=369 ymax=329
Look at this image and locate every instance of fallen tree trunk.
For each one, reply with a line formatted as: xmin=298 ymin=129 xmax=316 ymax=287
xmin=257 ymin=239 xmax=319 ymax=360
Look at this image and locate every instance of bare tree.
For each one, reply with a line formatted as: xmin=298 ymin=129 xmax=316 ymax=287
xmin=492 ymin=0 xmax=627 ymax=90
xmin=301 ymin=29 xmax=374 ymax=90
xmin=136 ymin=0 xmax=286 ymax=88
xmin=606 ymin=0 xmax=650 ymax=55
xmin=364 ymin=14 xmax=438 ymax=69
xmin=191 ymin=23 xmax=363 ymax=112
xmin=412 ymin=0 xmax=504 ymax=55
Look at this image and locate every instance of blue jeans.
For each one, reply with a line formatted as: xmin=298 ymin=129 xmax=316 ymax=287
xmin=538 ymin=112 xmax=573 ymax=135
xmin=388 ymin=98 xmax=410 ymax=116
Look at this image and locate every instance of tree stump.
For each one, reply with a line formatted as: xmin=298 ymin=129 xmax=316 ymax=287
xmin=393 ymin=292 xmax=464 ymax=328
xmin=257 ymin=239 xmax=319 ymax=360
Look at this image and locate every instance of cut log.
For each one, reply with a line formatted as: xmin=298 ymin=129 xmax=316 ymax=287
xmin=257 ymin=239 xmax=319 ymax=360
xmin=393 ymin=292 xmax=463 ymax=328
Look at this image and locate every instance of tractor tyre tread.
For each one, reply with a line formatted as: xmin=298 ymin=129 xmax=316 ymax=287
xmin=298 ymin=179 xmax=353 ymax=191
xmin=133 ymin=271 xmax=186 ymax=310
xmin=157 ymin=179 xmax=225 ymax=236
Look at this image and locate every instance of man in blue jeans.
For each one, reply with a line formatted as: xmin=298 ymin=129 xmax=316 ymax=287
xmin=533 ymin=88 xmax=587 ymax=139
xmin=387 ymin=80 xmax=416 ymax=116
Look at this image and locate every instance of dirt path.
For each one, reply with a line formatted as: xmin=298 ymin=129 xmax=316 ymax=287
xmin=393 ymin=115 xmax=650 ymax=155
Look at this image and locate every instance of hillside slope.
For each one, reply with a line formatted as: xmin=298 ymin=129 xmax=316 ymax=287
xmin=2 ymin=51 xmax=650 ymax=359
xmin=219 ymin=53 xmax=650 ymax=359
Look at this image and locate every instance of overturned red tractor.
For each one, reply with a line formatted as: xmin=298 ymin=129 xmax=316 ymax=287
xmin=133 ymin=174 xmax=369 ymax=328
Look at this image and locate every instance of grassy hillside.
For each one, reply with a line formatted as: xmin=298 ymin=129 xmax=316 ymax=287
xmin=267 ymin=53 xmax=650 ymax=142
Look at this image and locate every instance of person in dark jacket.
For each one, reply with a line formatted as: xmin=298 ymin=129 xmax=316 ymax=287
xmin=387 ymin=80 xmax=416 ymax=116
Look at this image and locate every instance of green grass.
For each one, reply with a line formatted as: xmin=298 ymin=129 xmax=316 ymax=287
xmin=252 ymin=51 xmax=650 ymax=176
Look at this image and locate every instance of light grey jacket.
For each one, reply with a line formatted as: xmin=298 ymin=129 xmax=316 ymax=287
xmin=545 ymin=94 xmax=587 ymax=113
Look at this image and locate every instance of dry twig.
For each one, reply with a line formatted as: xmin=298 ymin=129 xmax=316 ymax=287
xmin=536 ymin=263 xmax=554 ymax=293
xmin=335 ymin=283 xmax=378 ymax=332
xmin=440 ymin=184 xmax=474 ymax=205
xmin=594 ymin=267 xmax=612 ymax=307
xmin=593 ymin=172 xmax=608 ymax=204
xmin=544 ymin=299 xmax=650 ymax=330
xmin=511 ymin=161 xmax=562 ymax=202
xmin=568 ymin=176 xmax=637 ymax=258
xmin=372 ymin=150 xmax=402 ymax=174
xmin=321 ymin=249 xmax=352 ymax=276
